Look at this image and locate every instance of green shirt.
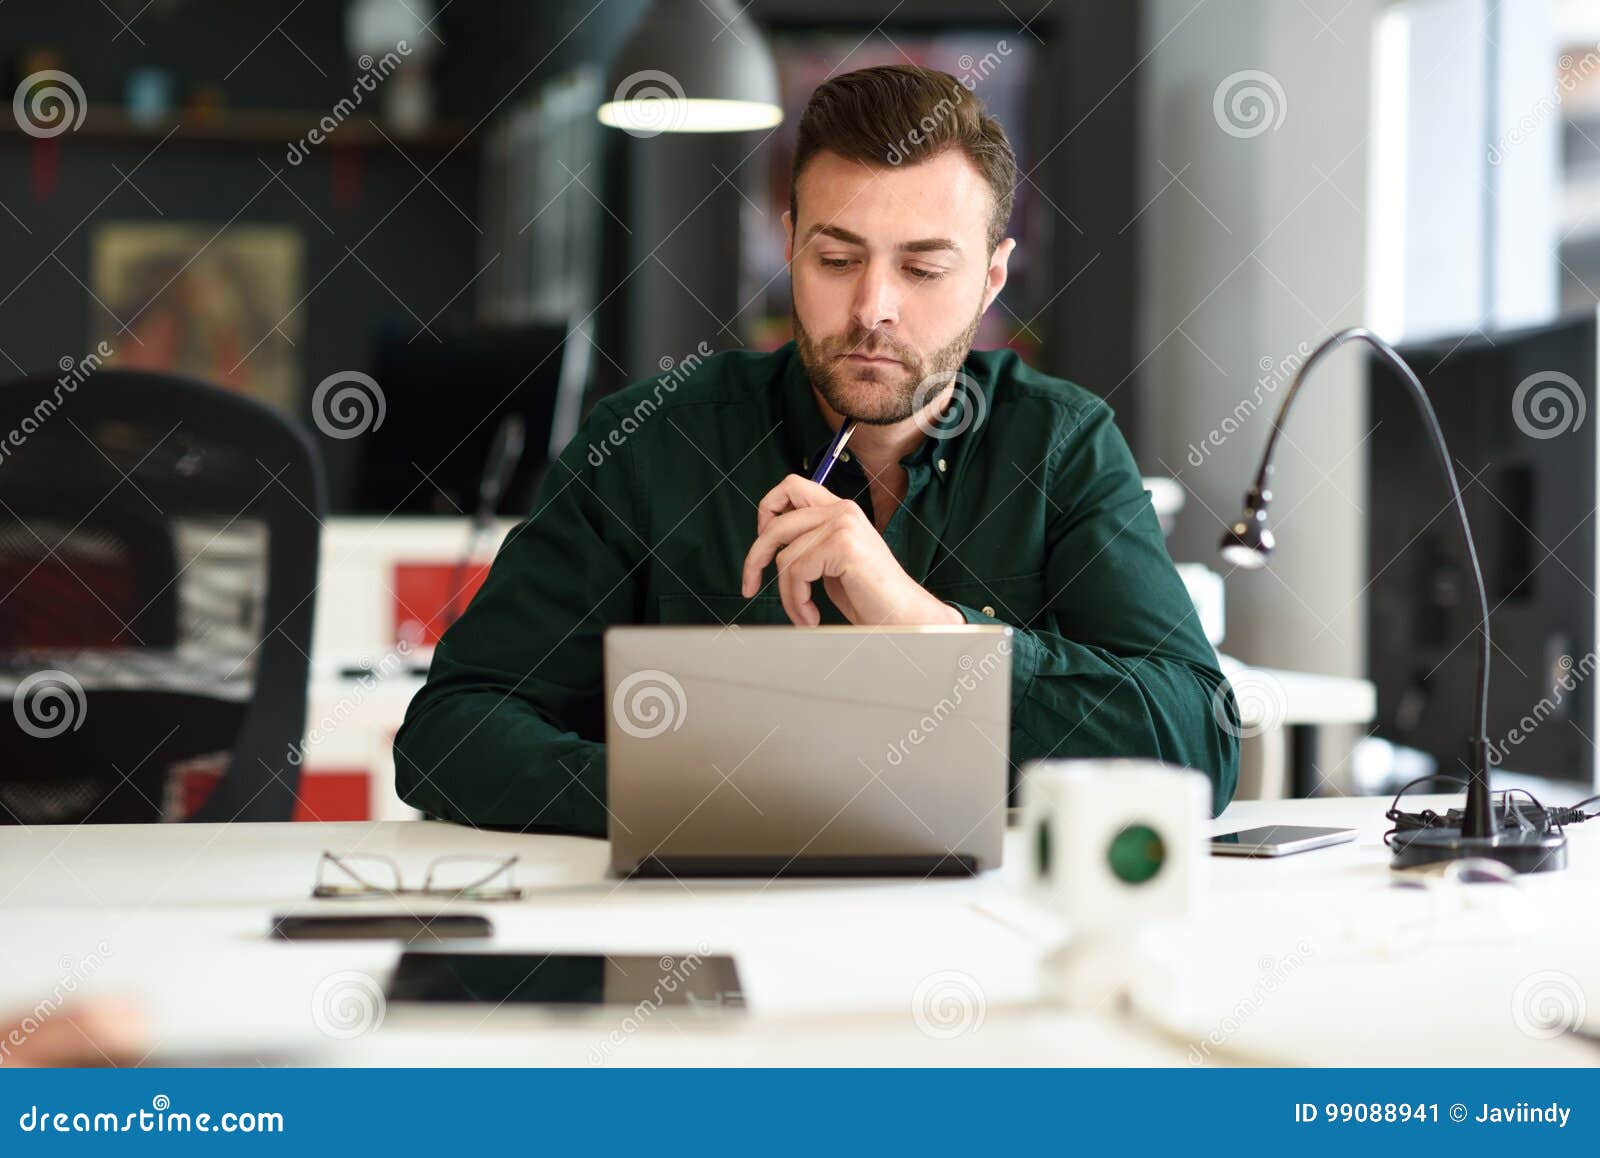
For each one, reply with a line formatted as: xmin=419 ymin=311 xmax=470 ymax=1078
xmin=393 ymin=341 xmax=1239 ymax=833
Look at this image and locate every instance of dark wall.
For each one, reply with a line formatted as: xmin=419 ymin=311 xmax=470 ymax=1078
xmin=1034 ymin=3 xmax=1143 ymax=449
xmin=0 ymin=1 xmax=529 ymax=509
xmin=1 ymin=0 xmax=1146 ymax=504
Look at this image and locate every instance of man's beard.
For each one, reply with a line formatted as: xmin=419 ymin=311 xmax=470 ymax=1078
xmin=792 ymin=305 xmax=983 ymax=426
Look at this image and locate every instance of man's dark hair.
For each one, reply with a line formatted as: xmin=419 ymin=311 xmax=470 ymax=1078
xmin=789 ymin=64 xmax=1017 ymax=254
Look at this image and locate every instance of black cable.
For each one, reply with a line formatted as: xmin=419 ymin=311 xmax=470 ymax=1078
xmin=1381 ymin=776 xmax=1599 ymax=851
xmin=1384 ymin=774 xmax=1468 ymax=851
xmin=1387 ymin=772 xmax=1468 ymax=819
xmin=1504 ymin=789 xmax=1537 ymax=834
xmin=1384 ymin=782 xmax=1594 ymax=852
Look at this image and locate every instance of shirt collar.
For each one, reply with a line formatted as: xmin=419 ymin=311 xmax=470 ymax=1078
xmin=778 ymin=342 xmax=838 ymax=476
xmin=777 ymin=341 xmax=990 ymax=483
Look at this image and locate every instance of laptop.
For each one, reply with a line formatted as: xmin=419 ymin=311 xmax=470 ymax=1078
xmin=604 ymin=625 xmax=1011 ymax=878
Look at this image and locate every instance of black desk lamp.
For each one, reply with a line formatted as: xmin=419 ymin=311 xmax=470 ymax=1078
xmin=1218 ymin=326 xmax=1567 ymax=872
xmin=443 ymin=413 xmax=526 ymax=634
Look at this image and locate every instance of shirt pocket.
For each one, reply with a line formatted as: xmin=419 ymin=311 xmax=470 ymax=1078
xmin=657 ymin=591 xmax=794 ymax=627
xmin=932 ymin=570 xmax=1048 ymax=627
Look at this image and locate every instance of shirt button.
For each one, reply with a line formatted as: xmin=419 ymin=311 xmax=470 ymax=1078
xmin=981 ymin=605 xmax=995 ymax=617
xmin=840 ymin=451 xmax=851 ymax=463
xmin=936 ymin=458 xmax=947 ymax=473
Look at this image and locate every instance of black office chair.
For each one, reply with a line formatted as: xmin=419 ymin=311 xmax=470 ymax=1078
xmin=0 ymin=369 xmax=325 ymax=824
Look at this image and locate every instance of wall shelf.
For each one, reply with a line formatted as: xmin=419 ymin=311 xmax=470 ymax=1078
xmin=1 ymin=105 xmax=475 ymax=152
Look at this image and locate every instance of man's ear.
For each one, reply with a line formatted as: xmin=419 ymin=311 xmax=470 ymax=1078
xmin=782 ymin=209 xmax=794 ymax=265
xmin=981 ymin=237 xmax=1016 ymax=314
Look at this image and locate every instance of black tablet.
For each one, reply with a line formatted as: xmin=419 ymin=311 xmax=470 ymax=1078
xmin=386 ymin=951 xmax=745 ymax=1009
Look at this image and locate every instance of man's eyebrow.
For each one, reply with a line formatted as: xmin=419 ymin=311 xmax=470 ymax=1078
xmin=901 ymin=237 xmax=961 ymax=255
xmin=803 ymin=224 xmax=962 ymax=256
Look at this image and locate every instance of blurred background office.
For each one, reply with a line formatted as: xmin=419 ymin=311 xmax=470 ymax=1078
xmin=2 ymin=0 xmax=1597 ymax=824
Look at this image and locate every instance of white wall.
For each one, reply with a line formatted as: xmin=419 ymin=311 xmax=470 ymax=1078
xmin=1137 ymin=0 xmax=1380 ymax=683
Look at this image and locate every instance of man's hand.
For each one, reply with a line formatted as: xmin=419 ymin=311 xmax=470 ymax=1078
xmin=740 ymin=474 xmax=965 ymax=627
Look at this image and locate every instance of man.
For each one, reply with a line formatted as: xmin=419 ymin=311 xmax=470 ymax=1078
xmin=394 ymin=64 xmax=1238 ymax=833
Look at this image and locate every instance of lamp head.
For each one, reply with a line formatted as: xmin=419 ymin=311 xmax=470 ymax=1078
xmin=598 ymin=0 xmax=783 ymax=134
xmin=1218 ymin=488 xmax=1274 ymax=569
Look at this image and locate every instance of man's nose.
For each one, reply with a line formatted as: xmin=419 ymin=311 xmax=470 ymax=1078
xmin=850 ymin=259 xmax=900 ymax=334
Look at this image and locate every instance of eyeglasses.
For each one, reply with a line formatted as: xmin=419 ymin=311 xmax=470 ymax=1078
xmin=313 ymin=850 xmax=525 ymax=901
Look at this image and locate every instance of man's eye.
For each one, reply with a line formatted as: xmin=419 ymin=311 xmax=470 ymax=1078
xmin=905 ymin=267 xmax=945 ymax=281
xmin=820 ymin=257 xmax=853 ymax=270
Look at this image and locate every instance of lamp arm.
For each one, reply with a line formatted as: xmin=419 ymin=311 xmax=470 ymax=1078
xmin=1245 ymin=327 xmax=1493 ymax=837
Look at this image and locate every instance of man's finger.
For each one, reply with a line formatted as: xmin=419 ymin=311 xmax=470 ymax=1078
xmin=774 ymin=522 xmax=836 ymax=626
xmin=740 ymin=505 xmax=835 ymax=597
xmin=756 ymin=473 xmax=839 ymax=536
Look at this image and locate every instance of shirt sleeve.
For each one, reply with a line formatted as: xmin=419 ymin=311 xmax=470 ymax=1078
xmin=391 ymin=401 xmax=639 ymax=836
xmin=945 ymin=400 xmax=1240 ymax=815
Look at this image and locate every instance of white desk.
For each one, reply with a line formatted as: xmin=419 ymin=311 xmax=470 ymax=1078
xmin=1221 ymin=660 xmax=1377 ymax=801
xmin=1 ymin=795 xmax=1596 ymax=1067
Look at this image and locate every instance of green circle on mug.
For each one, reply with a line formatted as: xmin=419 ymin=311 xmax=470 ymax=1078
xmin=1034 ymin=817 xmax=1053 ymax=877
xmin=1107 ymin=823 xmax=1165 ymax=884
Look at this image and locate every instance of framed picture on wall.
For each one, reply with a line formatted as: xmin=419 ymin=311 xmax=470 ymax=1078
xmin=89 ymin=223 xmax=305 ymax=415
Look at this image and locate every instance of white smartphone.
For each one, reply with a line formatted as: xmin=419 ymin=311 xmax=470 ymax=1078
xmin=1209 ymin=824 xmax=1358 ymax=857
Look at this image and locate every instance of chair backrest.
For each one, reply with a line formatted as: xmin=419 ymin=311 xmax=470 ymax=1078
xmin=0 ymin=369 xmax=325 ymax=823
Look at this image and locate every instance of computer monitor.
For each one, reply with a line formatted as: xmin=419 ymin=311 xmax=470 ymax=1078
xmin=355 ymin=321 xmax=573 ymax=516
xmin=1369 ymin=307 xmax=1600 ymax=788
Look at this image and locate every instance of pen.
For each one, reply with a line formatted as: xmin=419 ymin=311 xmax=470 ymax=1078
xmin=810 ymin=419 xmax=856 ymax=486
